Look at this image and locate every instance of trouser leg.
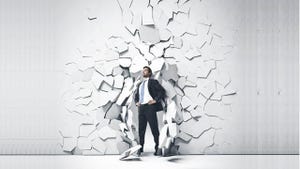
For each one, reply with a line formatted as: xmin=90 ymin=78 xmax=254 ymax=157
xmin=138 ymin=106 xmax=147 ymax=151
xmin=145 ymin=105 xmax=160 ymax=150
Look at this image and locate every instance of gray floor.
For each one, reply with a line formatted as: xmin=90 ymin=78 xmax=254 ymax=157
xmin=0 ymin=155 xmax=298 ymax=169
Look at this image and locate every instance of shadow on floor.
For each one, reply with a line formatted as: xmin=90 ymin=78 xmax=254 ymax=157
xmin=120 ymin=157 xmax=142 ymax=161
xmin=141 ymin=151 xmax=184 ymax=163
xmin=140 ymin=152 xmax=154 ymax=157
xmin=166 ymin=157 xmax=183 ymax=163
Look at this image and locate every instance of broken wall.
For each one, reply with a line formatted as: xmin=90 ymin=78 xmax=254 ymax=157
xmin=59 ymin=0 xmax=239 ymax=155
xmin=0 ymin=0 xmax=298 ymax=155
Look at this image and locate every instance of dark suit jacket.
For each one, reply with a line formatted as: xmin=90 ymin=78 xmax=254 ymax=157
xmin=134 ymin=78 xmax=166 ymax=112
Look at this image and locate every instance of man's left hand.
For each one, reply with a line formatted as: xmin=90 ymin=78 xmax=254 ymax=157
xmin=148 ymin=100 xmax=156 ymax=105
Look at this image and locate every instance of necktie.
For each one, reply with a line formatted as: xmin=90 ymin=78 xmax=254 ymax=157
xmin=139 ymin=80 xmax=146 ymax=103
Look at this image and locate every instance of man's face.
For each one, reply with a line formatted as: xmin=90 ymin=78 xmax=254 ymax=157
xmin=142 ymin=68 xmax=151 ymax=77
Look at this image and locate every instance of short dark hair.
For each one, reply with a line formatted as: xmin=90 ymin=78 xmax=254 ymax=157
xmin=143 ymin=66 xmax=152 ymax=76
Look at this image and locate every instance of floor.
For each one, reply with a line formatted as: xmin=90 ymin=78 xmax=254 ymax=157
xmin=0 ymin=154 xmax=298 ymax=169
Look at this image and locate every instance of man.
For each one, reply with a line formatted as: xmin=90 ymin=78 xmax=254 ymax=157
xmin=134 ymin=66 xmax=166 ymax=156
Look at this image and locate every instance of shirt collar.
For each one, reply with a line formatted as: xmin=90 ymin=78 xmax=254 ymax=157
xmin=143 ymin=77 xmax=150 ymax=81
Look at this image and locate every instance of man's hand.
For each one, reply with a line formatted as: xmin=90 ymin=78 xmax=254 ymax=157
xmin=136 ymin=102 xmax=141 ymax=107
xmin=148 ymin=99 xmax=156 ymax=105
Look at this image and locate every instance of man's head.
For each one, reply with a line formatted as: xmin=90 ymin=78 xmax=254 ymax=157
xmin=142 ymin=66 xmax=152 ymax=78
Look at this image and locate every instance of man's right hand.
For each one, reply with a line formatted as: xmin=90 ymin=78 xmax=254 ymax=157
xmin=136 ymin=102 xmax=141 ymax=107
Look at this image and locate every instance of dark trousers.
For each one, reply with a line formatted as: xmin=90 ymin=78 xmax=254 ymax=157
xmin=138 ymin=104 xmax=160 ymax=151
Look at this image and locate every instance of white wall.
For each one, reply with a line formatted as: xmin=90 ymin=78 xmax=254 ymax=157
xmin=0 ymin=0 xmax=298 ymax=154
xmin=217 ymin=0 xmax=299 ymax=154
xmin=0 ymin=0 xmax=64 ymax=154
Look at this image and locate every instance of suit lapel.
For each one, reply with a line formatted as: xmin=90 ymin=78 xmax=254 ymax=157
xmin=147 ymin=79 xmax=151 ymax=89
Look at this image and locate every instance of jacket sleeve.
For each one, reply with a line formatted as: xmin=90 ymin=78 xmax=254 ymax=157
xmin=153 ymin=80 xmax=166 ymax=102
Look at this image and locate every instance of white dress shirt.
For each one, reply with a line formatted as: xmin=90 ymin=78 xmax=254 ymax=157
xmin=139 ymin=77 xmax=154 ymax=104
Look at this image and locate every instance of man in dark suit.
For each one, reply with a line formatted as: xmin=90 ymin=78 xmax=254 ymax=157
xmin=134 ymin=66 xmax=166 ymax=156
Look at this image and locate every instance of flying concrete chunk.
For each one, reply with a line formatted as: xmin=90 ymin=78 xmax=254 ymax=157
xmin=119 ymin=145 xmax=142 ymax=160
xmin=98 ymin=126 xmax=117 ymax=141
xmin=139 ymin=25 xmax=160 ymax=44
xmin=179 ymin=116 xmax=211 ymax=138
xmin=142 ymin=7 xmax=154 ymax=25
xmin=78 ymin=137 xmax=92 ymax=150
xmin=62 ymin=137 xmax=77 ymax=152
xmin=79 ymin=124 xmax=95 ymax=137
